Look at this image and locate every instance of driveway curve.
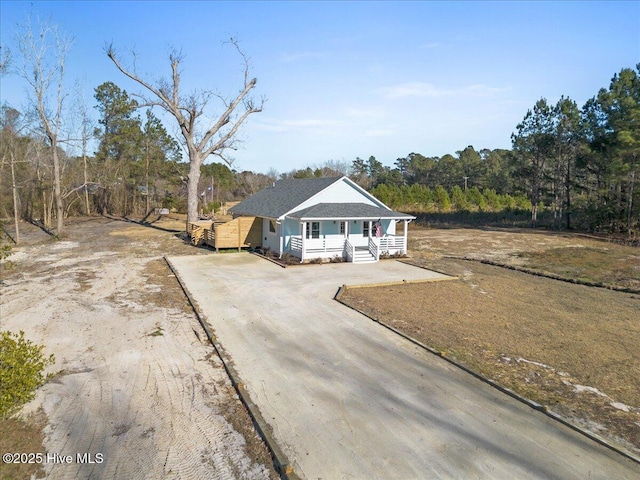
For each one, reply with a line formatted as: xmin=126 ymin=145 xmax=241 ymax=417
xmin=168 ymin=253 xmax=640 ymax=480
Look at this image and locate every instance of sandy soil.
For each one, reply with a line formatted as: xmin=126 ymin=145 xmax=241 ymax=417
xmin=0 ymin=217 xmax=277 ymax=479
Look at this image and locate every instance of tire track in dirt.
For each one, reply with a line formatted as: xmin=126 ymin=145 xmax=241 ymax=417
xmin=1 ymin=220 xmax=273 ymax=479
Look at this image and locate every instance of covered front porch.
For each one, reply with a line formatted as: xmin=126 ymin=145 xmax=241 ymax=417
xmin=286 ymin=218 xmax=411 ymax=263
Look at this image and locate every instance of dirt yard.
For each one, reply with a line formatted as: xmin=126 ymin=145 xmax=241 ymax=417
xmin=340 ymin=225 xmax=640 ymax=458
xmin=0 ymin=216 xmax=278 ymax=480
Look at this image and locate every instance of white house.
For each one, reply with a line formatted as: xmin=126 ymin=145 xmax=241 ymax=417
xmin=229 ymin=176 xmax=415 ymax=263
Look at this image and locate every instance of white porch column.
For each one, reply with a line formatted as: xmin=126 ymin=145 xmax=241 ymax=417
xmin=403 ymin=220 xmax=408 ymax=253
xmin=300 ymin=221 xmax=306 ymax=261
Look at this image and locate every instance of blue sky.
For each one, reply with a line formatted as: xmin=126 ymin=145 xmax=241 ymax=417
xmin=1 ymin=1 xmax=638 ymax=174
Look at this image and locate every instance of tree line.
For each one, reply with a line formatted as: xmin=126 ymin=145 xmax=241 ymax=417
xmin=1 ymin=15 xmax=637 ymax=240
xmin=340 ymin=65 xmax=638 ymax=234
xmin=1 ymin=15 xmax=260 ymax=240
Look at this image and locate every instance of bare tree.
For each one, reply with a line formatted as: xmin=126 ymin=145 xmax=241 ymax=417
xmin=0 ymin=106 xmax=42 ymax=243
xmin=0 ymin=107 xmax=23 ymax=243
xmin=106 ymin=40 xmax=263 ymax=225
xmin=15 ymin=16 xmax=72 ymax=236
xmin=73 ymin=83 xmax=95 ymax=216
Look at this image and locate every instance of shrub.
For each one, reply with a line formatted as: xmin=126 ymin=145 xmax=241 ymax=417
xmin=203 ymin=201 xmax=222 ymax=214
xmin=279 ymin=253 xmax=299 ymax=265
xmin=0 ymin=331 xmax=55 ymax=419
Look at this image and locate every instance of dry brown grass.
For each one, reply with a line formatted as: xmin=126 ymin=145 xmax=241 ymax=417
xmin=340 ymin=226 xmax=640 ymax=456
xmin=0 ymin=410 xmax=47 ymax=480
xmin=519 ymin=245 xmax=640 ymax=290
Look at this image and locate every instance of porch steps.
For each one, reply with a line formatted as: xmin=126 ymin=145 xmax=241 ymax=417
xmin=352 ymin=247 xmax=376 ymax=263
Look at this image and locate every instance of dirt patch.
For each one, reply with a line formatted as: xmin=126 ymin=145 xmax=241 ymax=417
xmin=0 ymin=410 xmax=47 ymax=480
xmin=340 ymin=226 xmax=640 ymax=457
xmin=0 ymin=216 xmax=278 ymax=479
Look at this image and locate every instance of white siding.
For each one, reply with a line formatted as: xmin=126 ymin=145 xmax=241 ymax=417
xmin=282 ymin=217 xmax=300 ymax=253
xmin=290 ymin=178 xmax=387 ymax=214
xmin=263 ymin=219 xmax=280 ymax=253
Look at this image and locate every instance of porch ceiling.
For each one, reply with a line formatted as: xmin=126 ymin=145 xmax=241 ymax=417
xmin=288 ymin=202 xmax=415 ymax=221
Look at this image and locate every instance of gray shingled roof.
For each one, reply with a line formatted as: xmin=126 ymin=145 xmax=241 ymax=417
xmin=288 ymin=203 xmax=414 ymax=220
xmin=228 ymin=177 xmax=342 ymax=218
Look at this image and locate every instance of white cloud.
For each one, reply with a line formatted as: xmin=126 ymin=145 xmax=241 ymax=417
xmin=363 ymin=129 xmax=393 ymax=138
xmin=253 ymin=117 xmax=346 ymax=133
xmin=420 ymin=42 xmax=442 ymax=49
xmin=380 ymin=82 xmax=447 ymax=99
xmin=379 ymin=82 xmax=509 ymax=99
xmin=343 ymin=106 xmax=385 ymax=119
xmin=282 ymin=119 xmax=345 ymax=128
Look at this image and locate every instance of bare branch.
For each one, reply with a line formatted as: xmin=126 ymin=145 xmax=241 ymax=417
xmin=199 ymin=76 xmax=260 ymax=154
xmin=62 ymin=182 xmax=102 ymax=199
xmin=106 ymin=43 xmax=173 ymax=113
xmin=0 ymin=45 xmax=10 ymax=75
xmin=204 ymin=96 xmax=263 ymax=158
xmin=225 ymin=37 xmax=251 ymax=87
xmin=107 ymin=39 xmax=263 ymax=223
xmin=213 ymin=151 xmax=235 ymax=167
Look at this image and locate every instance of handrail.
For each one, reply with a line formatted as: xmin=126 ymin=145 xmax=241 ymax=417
xmin=345 ymin=238 xmax=354 ymax=262
xmin=368 ymin=236 xmax=380 ymax=261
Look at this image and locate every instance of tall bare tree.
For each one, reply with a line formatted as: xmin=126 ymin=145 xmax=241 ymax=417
xmin=74 ymin=83 xmax=94 ymax=216
xmin=15 ymin=16 xmax=72 ymax=235
xmin=0 ymin=106 xmax=23 ymax=242
xmin=106 ymin=40 xmax=263 ymax=224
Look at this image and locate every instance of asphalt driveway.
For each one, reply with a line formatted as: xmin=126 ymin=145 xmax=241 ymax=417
xmin=167 ymin=253 xmax=640 ymax=479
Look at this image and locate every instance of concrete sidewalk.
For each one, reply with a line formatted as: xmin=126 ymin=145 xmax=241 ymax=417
xmin=168 ymin=253 xmax=640 ymax=480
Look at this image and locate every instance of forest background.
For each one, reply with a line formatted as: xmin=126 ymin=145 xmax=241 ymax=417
xmin=3 ymin=63 xmax=638 ymax=237
xmin=1 ymin=12 xmax=638 ymax=238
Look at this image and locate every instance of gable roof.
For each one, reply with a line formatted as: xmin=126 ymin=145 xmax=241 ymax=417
xmin=229 ymin=176 xmax=414 ymax=220
xmin=229 ymin=177 xmax=343 ymax=218
xmin=288 ymin=203 xmax=414 ymax=220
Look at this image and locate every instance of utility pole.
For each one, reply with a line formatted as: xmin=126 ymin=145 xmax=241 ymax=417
xmin=463 ymin=176 xmax=469 ymax=191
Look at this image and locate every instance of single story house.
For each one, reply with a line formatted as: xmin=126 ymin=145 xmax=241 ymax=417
xmin=229 ymin=176 xmax=415 ymax=263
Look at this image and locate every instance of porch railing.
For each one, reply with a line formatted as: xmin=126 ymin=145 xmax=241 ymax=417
xmin=368 ymin=236 xmax=380 ymax=261
xmin=305 ymin=237 xmax=346 ymax=255
xmin=379 ymin=235 xmax=405 ymax=253
xmin=345 ymin=238 xmax=354 ymax=262
xmin=290 ymin=236 xmax=303 ymax=255
xmin=288 ymin=234 xmax=405 ymax=261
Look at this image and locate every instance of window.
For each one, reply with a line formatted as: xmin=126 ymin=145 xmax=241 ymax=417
xmin=339 ymin=221 xmax=346 ymax=235
xmin=269 ymin=220 xmax=276 ymax=233
xmin=363 ymin=221 xmax=370 ymax=237
xmin=306 ymin=221 xmax=320 ymax=239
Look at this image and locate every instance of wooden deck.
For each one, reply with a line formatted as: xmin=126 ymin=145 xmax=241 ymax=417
xmin=188 ymin=217 xmax=262 ymax=251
